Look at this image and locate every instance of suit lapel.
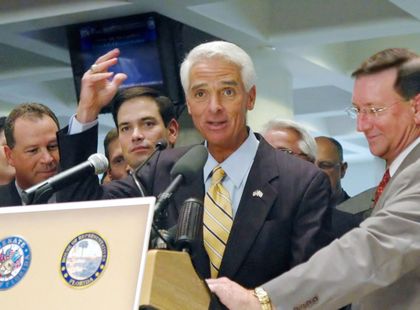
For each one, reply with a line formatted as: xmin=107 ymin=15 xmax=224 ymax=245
xmin=219 ymin=139 xmax=279 ymax=279
xmin=11 ymin=182 xmax=22 ymax=205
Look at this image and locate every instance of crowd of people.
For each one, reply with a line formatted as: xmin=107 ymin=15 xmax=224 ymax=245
xmin=1 ymin=40 xmax=419 ymax=309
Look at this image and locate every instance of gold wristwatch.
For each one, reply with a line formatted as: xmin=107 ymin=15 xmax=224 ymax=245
xmin=253 ymin=286 xmax=272 ymax=310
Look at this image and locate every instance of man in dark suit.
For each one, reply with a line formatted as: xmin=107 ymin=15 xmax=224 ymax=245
xmin=315 ymin=136 xmax=360 ymax=238
xmin=57 ymin=42 xmax=331 ymax=300
xmin=0 ymin=103 xmax=60 ymax=207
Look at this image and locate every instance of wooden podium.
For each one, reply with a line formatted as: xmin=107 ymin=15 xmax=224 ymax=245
xmin=140 ymin=250 xmax=211 ymax=310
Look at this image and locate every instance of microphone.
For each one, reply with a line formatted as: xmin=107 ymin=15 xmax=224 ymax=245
xmin=22 ymin=153 xmax=108 ymax=205
xmin=154 ymin=144 xmax=208 ymax=226
xmin=131 ymin=139 xmax=168 ymax=197
xmin=175 ymin=198 xmax=204 ymax=254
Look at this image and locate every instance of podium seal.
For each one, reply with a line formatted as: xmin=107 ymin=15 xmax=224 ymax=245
xmin=60 ymin=232 xmax=108 ymax=288
xmin=0 ymin=236 xmax=31 ymax=290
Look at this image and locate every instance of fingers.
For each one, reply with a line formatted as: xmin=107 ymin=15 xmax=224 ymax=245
xmin=77 ymin=48 xmax=126 ymax=123
xmin=84 ymin=49 xmax=127 ymax=85
xmin=95 ymin=48 xmax=120 ymax=65
xmin=111 ymin=72 xmax=128 ymax=88
xmin=88 ymin=58 xmax=118 ymax=75
xmin=206 ymin=277 xmax=261 ymax=310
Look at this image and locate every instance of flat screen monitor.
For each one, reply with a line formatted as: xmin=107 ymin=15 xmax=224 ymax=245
xmin=67 ymin=13 xmax=183 ymax=111
xmin=78 ymin=15 xmax=163 ymax=87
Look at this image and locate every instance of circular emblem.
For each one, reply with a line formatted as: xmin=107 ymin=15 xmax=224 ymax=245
xmin=60 ymin=232 xmax=108 ymax=288
xmin=0 ymin=236 xmax=31 ymax=290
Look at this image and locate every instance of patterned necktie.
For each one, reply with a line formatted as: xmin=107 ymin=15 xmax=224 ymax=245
xmin=203 ymin=166 xmax=233 ymax=278
xmin=373 ymin=169 xmax=390 ymax=206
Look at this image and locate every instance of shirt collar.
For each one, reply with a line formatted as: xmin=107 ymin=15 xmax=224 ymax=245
xmin=204 ymin=128 xmax=259 ymax=187
xmin=389 ymin=136 xmax=420 ymax=176
xmin=14 ymin=180 xmax=24 ymax=199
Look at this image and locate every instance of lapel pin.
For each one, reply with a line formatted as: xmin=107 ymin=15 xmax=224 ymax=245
xmin=252 ymin=190 xmax=263 ymax=198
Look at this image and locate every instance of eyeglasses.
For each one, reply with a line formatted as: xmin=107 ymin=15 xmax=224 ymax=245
xmin=317 ymin=161 xmax=341 ymax=170
xmin=278 ymin=147 xmax=311 ymax=161
xmin=278 ymin=147 xmax=295 ymax=155
xmin=345 ymin=100 xmax=402 ymax=119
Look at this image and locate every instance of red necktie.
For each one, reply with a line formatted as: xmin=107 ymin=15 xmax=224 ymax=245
xmin=373 ymin=169 xmax=390 ymax=206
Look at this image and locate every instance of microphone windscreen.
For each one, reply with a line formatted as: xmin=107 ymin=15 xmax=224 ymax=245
xmin=88 ymin=153 xmax=109 ymax=174
xmin=175 ymin=198 xmax=204 ymax=252
xmin=155 ymin=139 xmax=168 ymax=150
xmin=170 ymin=145 xmax=208 ymax=184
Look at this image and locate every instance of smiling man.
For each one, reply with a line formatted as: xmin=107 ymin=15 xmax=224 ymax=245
xmin=0 ymin=103 xmax=60 ymax=206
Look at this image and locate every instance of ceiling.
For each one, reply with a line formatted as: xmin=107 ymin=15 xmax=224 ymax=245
xmin=1 ymin=0 xmax=420 ymax=193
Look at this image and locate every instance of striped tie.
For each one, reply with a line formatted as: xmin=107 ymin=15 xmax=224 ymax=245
xmin=203 ymin=166 xmax=233 ymax=278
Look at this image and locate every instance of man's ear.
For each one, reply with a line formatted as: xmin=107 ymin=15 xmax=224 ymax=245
xmin=340 ymin=162 xmax=348 ymax=179
xmin=186 ymin=99 xmax=192 ymax=115
xmin=4 ymin=145 xmax=15 ymax=167
xmin=246 ymin=86 xmax=256 ymax=111
xmin=167 ymin=119 xmax=179 ymax=147
xmin=412 ymin=94 xmax=420 ymax=124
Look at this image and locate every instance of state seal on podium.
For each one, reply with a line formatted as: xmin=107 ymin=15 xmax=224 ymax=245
xmin=60 ymin=232 xmax=108 ymax=288
xmin=0 ymin=236 xmax=31 ymax=290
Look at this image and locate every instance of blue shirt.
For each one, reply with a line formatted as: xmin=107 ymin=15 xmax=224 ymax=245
xmin=203 ymin=129 xmax=259 ymax=217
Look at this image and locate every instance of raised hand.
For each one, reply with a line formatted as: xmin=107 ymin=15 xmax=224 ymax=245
xmin=76 ymin=48 xmax=127 ymax=123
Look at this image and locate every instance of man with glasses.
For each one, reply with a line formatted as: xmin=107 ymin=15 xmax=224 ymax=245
xmin=207 ymin=48 xmax=420 ymax=309
xmin=262 ymin=118 xmax=317 ymax=163
xmin=315 ymin=136 xmax=348 ymax=205
xmin=316 ymin=136 xmax=378 ymax=239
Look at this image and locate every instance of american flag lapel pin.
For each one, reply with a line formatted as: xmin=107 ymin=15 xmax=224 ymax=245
xmin=252 ymin=190 xmax=263 ymax=198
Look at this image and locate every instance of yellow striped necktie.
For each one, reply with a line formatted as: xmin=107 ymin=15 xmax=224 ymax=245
xmin=203 ymin=166 xmax=233 ymax=278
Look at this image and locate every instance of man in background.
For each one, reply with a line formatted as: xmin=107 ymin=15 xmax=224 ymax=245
xmin=262 ymin=118 xmax=317 ymax=163
xmin=109 ymin=86 xmax=179 ymax=171
xmin=0 ymin=103 xmax=60 ymax=206
xmin=316 ymin=136 xmax=376 ymax=238
xmin=0 ymin=116 xmax=15 ymax=185
xmin=208 ymin=48 xmax=420 ymax=310
xmin=315 ymin=136 xmax=349 ymax=204
xmin=103 ymin=128 xmax=128 ymax=181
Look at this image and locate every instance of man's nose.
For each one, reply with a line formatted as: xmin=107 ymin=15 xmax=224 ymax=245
xmin=356 ymin=112 xmax=372 ymax=132
xmin=208 ymin=94 xmax=223 ymax=112
xmin=40 ymin=148 xmax=55 ymax=163
xmin=131 ymin=126 xmax=145 ymax=141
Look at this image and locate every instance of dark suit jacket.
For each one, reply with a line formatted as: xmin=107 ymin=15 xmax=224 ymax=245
xmin=0 ymin=180 xmax=22 ymax=207
xmin=332 ymin=187 xmax=376 ymax=238
xmin=57 ymin=125 xmax=332 ymax=288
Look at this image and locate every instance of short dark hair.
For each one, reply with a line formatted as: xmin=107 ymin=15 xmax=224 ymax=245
xmin=0 ymin=116 xmax=6 ymax=135
xmin=103 ymin=128 xmax=119 ymax=161
xmin=352 ymin=48 xmax=418 ymax=78
xmin=110 ymin=86 xmax=176 ymax=128
xmin=395 ymin=58 xmax=420 ymax=100
xmin=5 ymin=103 xmax=60 ymax=149
xmin=317 ymin=136 xmax=344 ymax=162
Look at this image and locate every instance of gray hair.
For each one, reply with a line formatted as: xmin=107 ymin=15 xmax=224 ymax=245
xmin=180 ymin=41 xmax=256 ymax=93
xmin=262 ymin=118 xmax=317 ymax=162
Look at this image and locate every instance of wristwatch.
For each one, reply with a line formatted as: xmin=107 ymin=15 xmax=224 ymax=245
xmin=253 ymin=286 xmax=272 ymax=310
